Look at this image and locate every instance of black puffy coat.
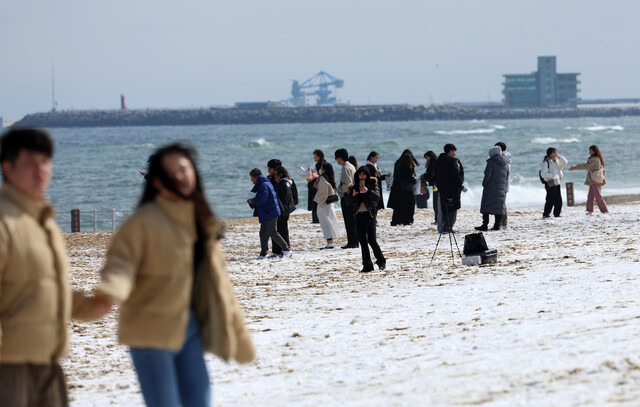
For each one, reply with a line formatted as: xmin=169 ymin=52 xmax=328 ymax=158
xmin=350 ymin=166 xmax=380 ymax=217
xmin=434 ymin=153 xmax=464 ymax=211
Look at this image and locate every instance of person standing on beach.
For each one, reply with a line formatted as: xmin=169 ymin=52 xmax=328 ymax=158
xmin=92 ymin=143 xmax=255 ymax=407
xmin=0 ymin=128 xmax=105 ymax=406
xmin=365 ymin=151 xmax=391 ymax=216
xmin=273 ymin=166 xmax=296 ymax=257
xmin=434 ymin=144 xmax=464 ymax=233
xmin=335 ymin=148 xmax=358 ymax=249
xmin=423 ymin=151 xmax=439 ymax=224
xmin=569 ymin=144 xmax=609 ymax=214
xmin=307 ymin=149 xmax=325 ymax=224
xmin=267 ymin=158 xmax=298 ymax=256
xmin=313 ymin=161 xmax=341 ymax=249
xmin=388 ymin=150 xmax=419 ymax=226
xmin=540 ymin=147 xmax=568 ymax=218
xmin=494 ymin=142 xmax=511 ymax=228
xmin=475 ymin=146 xmax=509 ymax=231
xmin=350 ymin=166 xmax=386 ymax=273
xmin=248 ymin=168 xmax=292 ymax=259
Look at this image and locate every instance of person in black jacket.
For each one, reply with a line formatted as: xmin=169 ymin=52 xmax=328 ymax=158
xmin=350 ymin=166 xmax=386 ymax=273
xmin=434 ymin=144 xmax=464 ymax=233
xmin=272 ymin=166 xmax=296 ymax=257
xmin=364 ymin=151 xmax=391 ymax=216
xmin=388 ymin=150 xmax=418 ymax=226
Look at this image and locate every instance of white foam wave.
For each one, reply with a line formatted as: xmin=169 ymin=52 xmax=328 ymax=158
xmin=580 ymin=125 xmax=624 ymax=132
xmin=435 ymin=128 xmax=496 ymax=135
xmin=248 ymin=138 xmax=270 ymax=147
xmin=532 ymin=137 xmax=580 ymax=144
xmin=492 ymin=125 xmax=506 ymax=130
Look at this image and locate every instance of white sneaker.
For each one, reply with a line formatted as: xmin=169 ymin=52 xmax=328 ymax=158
xmin=282 ymin=250 xmax=292 ymax=258
xmin=586 ymin=212 xmax=593 ymax=216
xmin=255 ymin=255 xmax=267 ymax=260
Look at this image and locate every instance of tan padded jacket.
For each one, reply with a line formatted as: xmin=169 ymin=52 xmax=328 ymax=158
xmin=96 ymin=195 xmax=255 ymax=363
xmin=0 ymin=183 xmax=94 ymax=364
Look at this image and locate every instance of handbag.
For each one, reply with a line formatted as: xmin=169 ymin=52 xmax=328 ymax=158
xmin=463 ymin=233 xmax=489 ymax=255
xmin=326 ymin=194 xmax=339 ymax=204
xmin=590 ymin=168 xmax=605 ymax=184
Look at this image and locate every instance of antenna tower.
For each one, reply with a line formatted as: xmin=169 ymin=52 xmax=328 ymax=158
xmin=51 ymin=59 xmax=57 ymax=112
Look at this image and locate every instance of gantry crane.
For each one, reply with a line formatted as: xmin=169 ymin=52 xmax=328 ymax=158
xmin=290 ymin=71 xmax=344 ymax=107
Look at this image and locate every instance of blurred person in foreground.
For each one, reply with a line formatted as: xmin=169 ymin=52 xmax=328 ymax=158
xmin=0 ymin=127 xmax=104 ymax=406
xmin=92 ymin=143 xmax=255 ymax=407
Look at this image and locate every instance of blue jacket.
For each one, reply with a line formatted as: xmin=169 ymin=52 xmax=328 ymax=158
xmin=251 ymin=175 xmax=281 ymax=223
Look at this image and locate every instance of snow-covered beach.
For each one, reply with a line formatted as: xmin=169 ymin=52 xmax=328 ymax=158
xmin=63 ymin=198 xmax=640 ymax=406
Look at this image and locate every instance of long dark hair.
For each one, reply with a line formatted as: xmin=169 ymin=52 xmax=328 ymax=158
xmin=589 ymin=144 xmax=604 ymax=167
xmin=348 ymin=155 xmax=358 ymax=169
xmin=398 ymin=149 xmax=419 ymax=168
xmin=141 ymin=143 xmax=219 ymax=239
xmin=320 ymin=162 xmax=336 ymax=189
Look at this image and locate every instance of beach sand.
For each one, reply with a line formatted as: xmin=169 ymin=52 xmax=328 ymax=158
xmin=63 ymin=195 xmax=640 ymax=406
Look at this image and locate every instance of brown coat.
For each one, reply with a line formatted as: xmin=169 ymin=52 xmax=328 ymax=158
xmin=573 ymin=156 xmax=606 ymax=186
xmin=96 ymin=195 xmax=255 ymax=363
xmin=0 ymin=183 xmax=94 ymax=364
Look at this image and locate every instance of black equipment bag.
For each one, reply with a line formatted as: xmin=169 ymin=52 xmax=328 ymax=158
xmin=463 ymin=232 xmax=489 ymax=255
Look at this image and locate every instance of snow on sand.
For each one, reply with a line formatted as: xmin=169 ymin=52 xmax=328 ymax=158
xmin=63 ymin=201 xmax=640 ymax=406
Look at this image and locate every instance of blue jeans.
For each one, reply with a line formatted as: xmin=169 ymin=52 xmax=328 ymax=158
xmin=130 ymin=312 xmax=211 ymax=407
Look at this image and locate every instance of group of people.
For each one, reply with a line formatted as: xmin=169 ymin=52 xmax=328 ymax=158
xmin=251 ymin=141 xmax=610 ymax=272
xmin=1 ymin=128 xmax=254 ymax=407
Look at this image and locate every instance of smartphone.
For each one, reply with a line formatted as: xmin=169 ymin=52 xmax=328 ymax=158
xmin=359 ymin=180 xmax=365 ymax=192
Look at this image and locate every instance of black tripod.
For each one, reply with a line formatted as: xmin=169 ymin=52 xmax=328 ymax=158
xmin=429 ymin=203 xmax=462 ymax=268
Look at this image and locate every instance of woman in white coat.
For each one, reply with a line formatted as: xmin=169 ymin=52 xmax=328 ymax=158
xmin=313 ymin=162 xmax=341 ymax=249
xmin=540 ymin=147 xmax=568 ymax=218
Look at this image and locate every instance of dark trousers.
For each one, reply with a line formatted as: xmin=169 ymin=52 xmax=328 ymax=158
xmin=543 ymin=184 xmax=563 ymax=217
xmin=481 ymin=213 xmax=503 ymax=228
xmin=272 ymin=214 xmax=290 ymax=255
xmin=356 ymin=212 xmax=385 ymax=269
xmin=260 ymin=217 xmax=289 ymax=256
xmin=341 ymin=197 xmax=358 ymax=247
xmin=0 ymin=362 xmax=69 ymax=407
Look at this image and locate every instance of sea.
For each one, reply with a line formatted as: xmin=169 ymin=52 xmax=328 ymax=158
xmin=43 ymin=116 xmax=640 ymax=231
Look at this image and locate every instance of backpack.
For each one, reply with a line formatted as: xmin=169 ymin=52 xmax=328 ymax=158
xmin=291 ymin=179 xmax=299 ymax=205
xmin=539 ymin=160 xmax=550 ymax=184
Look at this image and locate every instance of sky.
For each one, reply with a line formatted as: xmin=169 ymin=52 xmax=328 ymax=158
xmin=1 ymin=0 xmax=639 ymax=118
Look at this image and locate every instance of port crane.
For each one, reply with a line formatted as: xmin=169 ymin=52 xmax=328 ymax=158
xmin=290 ymin=71 xmax=344 ymax=106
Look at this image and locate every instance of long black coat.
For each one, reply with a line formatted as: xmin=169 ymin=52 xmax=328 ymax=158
xmin=350 ymin=176 xmax=380 ymax=216
xmin=434 ymin=153 xmax=464 ymax=211
xmin=480 ymin=152 xmax=509 ymax=215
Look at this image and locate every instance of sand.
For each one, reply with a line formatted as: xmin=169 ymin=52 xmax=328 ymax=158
xmin=62 ymin=196 xmax=640 ymax=406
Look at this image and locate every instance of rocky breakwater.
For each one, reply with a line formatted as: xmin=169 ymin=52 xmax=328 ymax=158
xmin=13 ymin=104 xmax=640 ymax=128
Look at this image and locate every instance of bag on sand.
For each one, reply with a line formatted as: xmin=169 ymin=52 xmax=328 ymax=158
xmin=590 ymin=168 xmax=605 ymax=184
xmin=463 ymin=233 xmax=489 ymax=255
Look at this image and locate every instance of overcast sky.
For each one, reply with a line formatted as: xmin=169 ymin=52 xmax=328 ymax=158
xmin=1 ymin=0 xmax=638 ymax=118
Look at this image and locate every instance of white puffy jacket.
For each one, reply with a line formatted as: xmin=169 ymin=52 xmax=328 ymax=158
xmin=541 ymin=155 xmax=568 ymax=186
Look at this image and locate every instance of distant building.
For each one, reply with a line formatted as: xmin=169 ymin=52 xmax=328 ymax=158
xmin=503 ymin=56 xmax=580 ymax=108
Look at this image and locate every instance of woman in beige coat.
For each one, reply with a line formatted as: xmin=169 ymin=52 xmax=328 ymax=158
xmin=94 ymin=143 xmax=254 ymax=407
xmin=313 ymin=161 xmax=341 ymax=249
xmin=569 ymin=144 xmax=609 ymax=214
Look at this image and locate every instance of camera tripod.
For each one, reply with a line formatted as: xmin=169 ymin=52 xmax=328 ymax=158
xmin=429 ymin=206 xmax=462 ymax=268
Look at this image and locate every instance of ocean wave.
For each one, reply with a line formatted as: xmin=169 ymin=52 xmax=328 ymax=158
xmin=435 ymin=128 xmax=496 ymax=135
xmin=492 ymin=124 xmax=506 ymax=130
xmin=580 ymin=125 xmax=624 ymax=132
xmin=247 ymin=138 xmax=270 ymax=147
xmin=532 ymin=137 xmax=580 ymax=144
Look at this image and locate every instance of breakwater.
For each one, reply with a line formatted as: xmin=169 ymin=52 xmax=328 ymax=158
xmin=13 ymin=104 xmax=640 ymax=128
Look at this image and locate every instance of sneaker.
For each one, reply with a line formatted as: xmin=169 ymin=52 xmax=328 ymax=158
xmin=586 ymin=212 xmax=593 ymax=216
xmin=474 ymin=225 xmax=488 ymax=231
xmin=255 ymin=255 xmax=267 ymax=260
xmin=282 ymin=250 xmax=292 ymax=258
xmin=320 ymin=244 xmax=334 ymax=250
xmin=360 ymin=267 xmax=374 ymax=273
xmin=376 ymin=261 xmax=386 ymax=271
xmin=542 ymin=215 xmax=550 ymax=218
xmin=500 ymin=225 xmax=508 ymax=230
xmin=268 ymin=253 xmax=281 ymax=259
